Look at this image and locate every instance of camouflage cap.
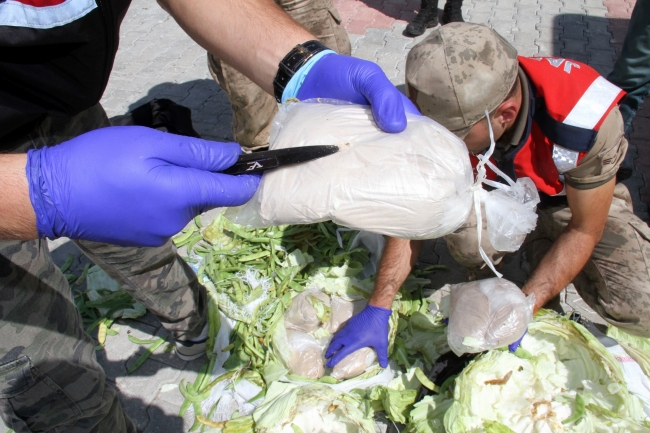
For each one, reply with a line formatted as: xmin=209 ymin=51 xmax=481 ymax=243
xmin=405 ymin=23 xmax=519 ymax=138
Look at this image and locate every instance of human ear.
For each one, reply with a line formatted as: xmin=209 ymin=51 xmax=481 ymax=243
xmin=496 ymin=101 xmax=519 ymax=127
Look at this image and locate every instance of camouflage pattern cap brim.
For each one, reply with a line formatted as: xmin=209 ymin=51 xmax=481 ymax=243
xmin=406 ymin=23 xmax=519 ymax=135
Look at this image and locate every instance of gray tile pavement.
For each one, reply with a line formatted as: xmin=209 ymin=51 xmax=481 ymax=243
xmin=1 ymin=0 xmax=642 ymax=431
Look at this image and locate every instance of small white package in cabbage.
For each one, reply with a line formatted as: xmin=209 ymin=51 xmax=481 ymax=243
xmin=228 ymin=101 xmax=474 ymax=240
xmin=447 ymin=277 xmax=534 ymax=356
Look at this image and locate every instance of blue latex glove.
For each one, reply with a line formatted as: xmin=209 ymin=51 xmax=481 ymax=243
xmin=295 ymin=53 xmax=420 ymax=133
xmin=325 ymin=304 xmax=393 ymax=368
xmin=508 ymin=329 xmax=528 ymax=352
xmin=26 ymin=126 xmax=260 ymax=247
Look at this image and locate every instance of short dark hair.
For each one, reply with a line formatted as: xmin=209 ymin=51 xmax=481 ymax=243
xmin=504 ymin=74 xmax=521 ymax=103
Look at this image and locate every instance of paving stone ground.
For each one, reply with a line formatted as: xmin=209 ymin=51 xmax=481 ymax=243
xmin=3 ymin=0 xmax=646 ymax=432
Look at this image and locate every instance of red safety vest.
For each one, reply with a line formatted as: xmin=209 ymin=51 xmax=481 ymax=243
xmin=502 ymin=57 xmax=625 ymax=196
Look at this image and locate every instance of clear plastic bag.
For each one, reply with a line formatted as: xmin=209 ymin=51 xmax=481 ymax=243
xmin=273 ymin=289 xmax=376 ymax=381
xmin=286 ymin=330 xmax=326 ymax=379
xmin=481 ymin=165 xmax=540 ymax=252
xmin=447 ymin=277 xmax=534 ymax=356
xmin=227 ymin=100 xmax=474 ymax=240
xmin=471 ymin=116 xmax=541 ymax=275
xmin=284 ymin=291 xmax=331 ymax=333
xmin=331 ymin=347 xmax=376 ymax=380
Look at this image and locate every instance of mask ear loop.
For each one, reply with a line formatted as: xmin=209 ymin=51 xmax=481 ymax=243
xmin=469 ymin=110 xmax=503 ymax=278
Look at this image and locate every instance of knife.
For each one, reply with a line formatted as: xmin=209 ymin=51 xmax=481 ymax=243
xmin=222 ymin=145 xmax=340 ymax=175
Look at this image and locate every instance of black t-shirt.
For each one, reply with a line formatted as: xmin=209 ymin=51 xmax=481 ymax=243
xmin=0 ymin=0 xmax=131 ymax=144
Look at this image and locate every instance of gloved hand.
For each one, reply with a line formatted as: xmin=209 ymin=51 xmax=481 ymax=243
xmin=296 ymin=53 xmax=420 ymax=133
xmin=26 ymin=126 xmax=260 ymax=247
xmin=508 ymin=329 xmax=528 ymax=352
xmin=325 ymin=304 xmax=393 ymax=368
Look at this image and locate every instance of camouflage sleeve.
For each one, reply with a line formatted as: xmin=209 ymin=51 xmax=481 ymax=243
xmin=563 ymin=106 xmax=628 ymax=190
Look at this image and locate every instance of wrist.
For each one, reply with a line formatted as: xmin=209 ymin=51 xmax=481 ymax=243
xmin=26 ymin=148 xmax=60 ymax=240
xmin=273 ymin=40 xmax=334 ymax=102
xmin=365 ymin=303 xmax=393 ymax=316
xmin=0 ymin=153 xmax=38 ymax=240
xmin=522 ymin=285 xmax=545 ymax=314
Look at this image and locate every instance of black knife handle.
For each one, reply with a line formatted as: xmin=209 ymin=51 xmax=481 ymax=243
xmin=221 ymin=156 xmax=280 ymax=175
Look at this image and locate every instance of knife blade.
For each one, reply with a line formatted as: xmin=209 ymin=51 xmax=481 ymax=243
xmin=221 ymin=145 xmax=340 ymax=175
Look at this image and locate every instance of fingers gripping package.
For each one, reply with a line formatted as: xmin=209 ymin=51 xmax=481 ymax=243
xmin=228 ymin=100 xmax=475 ymax=240
xmin=272 ymin=289 xmax=379 ymax=381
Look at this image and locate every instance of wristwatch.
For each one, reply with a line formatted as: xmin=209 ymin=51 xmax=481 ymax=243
xmin=273 ymin=40 xmax=329 ymax=102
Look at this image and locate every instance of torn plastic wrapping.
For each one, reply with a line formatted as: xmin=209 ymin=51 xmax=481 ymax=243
xmin=273 ymin=288 xmax=378 ymax=381
xmin=482 ymin=169 xmax=540 ymax=252
xmin=284 ymin=290 xmax=330 ymax=333
xmin=447 ymin=277 xmax=535 ymax=356
xmin=227 ymin=100 xmax=474 ymax=240
xmin=324 ymin=296 xmax=365 ymax=334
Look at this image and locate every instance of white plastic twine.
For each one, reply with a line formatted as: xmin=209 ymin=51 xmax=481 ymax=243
xmin=470 ymin=110 xmax=503 ymax=278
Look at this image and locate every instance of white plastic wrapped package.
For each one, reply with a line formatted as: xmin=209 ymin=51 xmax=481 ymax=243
xmin=228 ymin=101 xmax=474 ymax=240
xmin=286 ymin=330 xmax=325 ymax=379
xmin=331 ymin=347 xmax=376 ymax=380
xmin=447 ymin=277 xmax=534 ymax=356
xmin=284 ymin=291 xmax=330 ymax=333
xmin=272 ymin=289 xmax=377 ymax=381
xmin=324 ymin=297 xmax=365 ymax=334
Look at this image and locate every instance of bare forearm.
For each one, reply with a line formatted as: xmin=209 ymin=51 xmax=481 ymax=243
xmin=0 ymin=154 xmax=38 ymax=240
xmin=159 ymin=0 xmax=313 ymax=94
xmin=369 ymin=238 xmax=422 ymax=309
xmin=523 ymin=180 xmax=614 ymax=313
xmin=522 ymin=227 xmax=598 ymax=313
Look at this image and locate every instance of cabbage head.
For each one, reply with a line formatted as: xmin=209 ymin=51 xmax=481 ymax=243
xmin=408 ymin=311 xmax=650 ymax=433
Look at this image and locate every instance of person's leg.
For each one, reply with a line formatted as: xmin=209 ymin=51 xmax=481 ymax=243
xmin=607 ymin=0 xmax=650 ymax=131
xmin=441 ymin=0 xmax=464 ymax=25
xmin=75 ymin=239 xmax=207 ymax=342
xmin=277 ymin=0 xmax=352 ymax=56
xmin=577 ymin=184 xmax=650 ymax=336
xmin=207 ymin=0 xmax=351 ymax=151
xmin=529 ymin=185 xmax=650 ymax=336
xmin=208 ymin=54 xmax=279 ymax=150
xmin=405 ymin=0 xmax=439 ymax=37
xmin=0 ymin=240 xmax=136 ymax=433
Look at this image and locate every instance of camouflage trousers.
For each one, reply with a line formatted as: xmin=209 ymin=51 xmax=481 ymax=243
xmin=444 ymin=183 xmax=650 ymax=337
xmin=0 ymin=105 xmax=207 ymax=433
xmin=208 ymin=0 xmax=352 ymax=150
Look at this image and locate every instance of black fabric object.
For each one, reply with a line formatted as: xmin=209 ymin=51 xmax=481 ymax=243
xmin=0 ymin=0 xmax=131 ymax=144
xmin=109 ymin=99 xmax=201 ymax=138
xmin=416 ymin=351 xmax=478 ymax=401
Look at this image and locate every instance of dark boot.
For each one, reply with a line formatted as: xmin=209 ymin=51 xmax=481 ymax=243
xmin=441 ymin=0 xmax=464 ymax=25
xmin=404 ymin=0 xmax=440 ymax=37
